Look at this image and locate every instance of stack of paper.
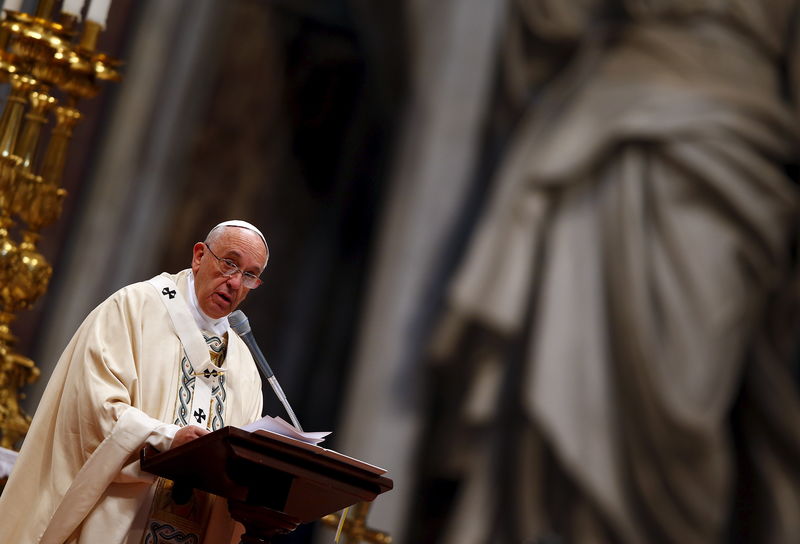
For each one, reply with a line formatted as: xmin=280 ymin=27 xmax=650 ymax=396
xmin=0 ymin=446 xmax=18 ymax=479
xmin=239 ymin=415 xmax=331 ymax=445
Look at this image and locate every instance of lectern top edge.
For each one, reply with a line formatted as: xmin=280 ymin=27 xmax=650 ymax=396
xmin=249 ymin=429 xmax=388 ymax=476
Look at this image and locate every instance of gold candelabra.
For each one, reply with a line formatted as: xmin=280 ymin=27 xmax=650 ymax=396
xmin=321 ymin=502 xmax=392 ymax=544
xmin=0 ymin=0 xmax=120 ymax=449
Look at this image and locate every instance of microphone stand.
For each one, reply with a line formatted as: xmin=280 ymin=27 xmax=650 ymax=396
xmin=266 ymin=376 xmax=303 ymax=432
xmin=229 ymin=310 xmax=304 ymax=432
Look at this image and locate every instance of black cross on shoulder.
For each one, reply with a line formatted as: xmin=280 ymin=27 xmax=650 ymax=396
xmin=193 ymin=408 xmax=206 ymax=424
xmin=161 ymin=287 xmax=176 ymax=299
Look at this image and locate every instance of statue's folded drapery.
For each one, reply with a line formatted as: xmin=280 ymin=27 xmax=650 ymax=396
xmin=424 ymin=1 xmax=800 ymax=542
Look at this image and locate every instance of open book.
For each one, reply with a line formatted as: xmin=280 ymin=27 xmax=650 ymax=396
xmin=238 ymin=415 xmax=331 ymax=446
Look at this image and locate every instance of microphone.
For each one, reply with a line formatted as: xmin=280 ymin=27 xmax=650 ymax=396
xmin=228 ymin=310 xmax=303 ymax=431
xmin=228 ymin=310 xmax=274 ymax=378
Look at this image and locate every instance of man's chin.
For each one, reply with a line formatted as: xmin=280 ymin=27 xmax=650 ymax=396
xmin=204 ymin=297 xmax=232 ymax=319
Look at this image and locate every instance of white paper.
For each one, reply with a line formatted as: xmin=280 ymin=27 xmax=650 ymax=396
xmin=239 ymin=415 xmax=331 ymax=445
xmin=0 ymin=446 xmax=18 ymax=479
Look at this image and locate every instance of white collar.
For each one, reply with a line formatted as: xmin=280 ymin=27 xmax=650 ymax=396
xmin=187 ymin=272 xmax=230 ymax=337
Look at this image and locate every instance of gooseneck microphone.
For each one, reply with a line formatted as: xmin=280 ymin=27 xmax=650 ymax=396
xmin=228 ymin=310 xmax=303 ymax=431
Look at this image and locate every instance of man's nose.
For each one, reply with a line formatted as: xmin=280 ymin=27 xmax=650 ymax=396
xmin=226 ymin=272 xmax=244 ymax=289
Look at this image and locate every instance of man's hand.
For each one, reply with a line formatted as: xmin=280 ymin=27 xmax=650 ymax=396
xmin=171 ymin=425 xmax=210 ymax=449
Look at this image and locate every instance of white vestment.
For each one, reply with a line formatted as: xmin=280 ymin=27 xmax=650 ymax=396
xmin=0 ymin=269 xmax=263 ymax=543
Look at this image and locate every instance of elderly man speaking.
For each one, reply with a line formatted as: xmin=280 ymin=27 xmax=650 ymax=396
xmin=0 ymin=220 xmax=270 ymax=543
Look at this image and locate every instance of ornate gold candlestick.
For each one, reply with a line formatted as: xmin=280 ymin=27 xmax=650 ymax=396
xmin=321 ymin=502 xmax=392 ymax=544
xmin=39 ymin=104 xmax=80 ymax=186
xmin=0 ymin=1 xmax=121 ymax=449
xmin=0 ymin=222 xmax=41 ymax=449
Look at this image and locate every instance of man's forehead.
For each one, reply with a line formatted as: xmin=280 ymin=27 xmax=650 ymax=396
xmin=215 ymin=231 xmax=268 ymax=269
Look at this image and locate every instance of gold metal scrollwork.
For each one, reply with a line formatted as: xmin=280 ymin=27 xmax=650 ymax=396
xmin=0 ymin=0 xmax=120 ymax=449
xmin=321 ymin=502 xmax=392 ymax=544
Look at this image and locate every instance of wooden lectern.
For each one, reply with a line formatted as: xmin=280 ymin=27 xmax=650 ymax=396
xmin=140 ymin=427 xmax=393 ymax=543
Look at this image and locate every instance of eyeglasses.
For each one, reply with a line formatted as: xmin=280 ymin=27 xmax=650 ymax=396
xmin=203 ymin=243 xmax=263 ymax=289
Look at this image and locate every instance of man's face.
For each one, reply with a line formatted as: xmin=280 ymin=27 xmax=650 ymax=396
xmin=191 ymin=228 xmax=268 ymax=319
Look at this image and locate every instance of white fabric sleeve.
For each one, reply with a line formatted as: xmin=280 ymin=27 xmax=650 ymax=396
xmin=40 ymin=408 xmax=173 ymax=543
xmin=115 ymin=419 xmax=180 ymax=484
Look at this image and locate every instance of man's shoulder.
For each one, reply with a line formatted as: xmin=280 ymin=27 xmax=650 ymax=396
xmin=101 ymin=270 xmax=190 ymax=309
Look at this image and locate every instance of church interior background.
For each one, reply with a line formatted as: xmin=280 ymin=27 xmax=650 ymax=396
xmin=2 ymin=1 xmax=800 ymax=543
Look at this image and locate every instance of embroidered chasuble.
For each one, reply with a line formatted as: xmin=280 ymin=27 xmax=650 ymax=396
xmin=173 ymin=333 xmax=228 ymax=432
xmin=0 ymin=269 xmax=263 ymax=544
xmin=144 ymin=332 xmax=229 ymax=543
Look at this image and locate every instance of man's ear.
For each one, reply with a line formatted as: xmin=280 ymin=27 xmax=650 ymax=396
xmin=191 ymin=242 xmax=205 ymax=273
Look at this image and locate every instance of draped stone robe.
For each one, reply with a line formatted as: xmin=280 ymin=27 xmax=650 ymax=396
xmin=421 ymin=1 xmax=800 ymax=543
xmin=0 ymin=269 xmax=263 ymax=543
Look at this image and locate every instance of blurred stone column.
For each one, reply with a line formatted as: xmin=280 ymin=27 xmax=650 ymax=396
xmin=330 ymin=0 xmax=506 ymax=541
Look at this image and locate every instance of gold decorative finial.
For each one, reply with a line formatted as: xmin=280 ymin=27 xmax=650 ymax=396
xmin=321 ymin=502 xmax=392 ymax=544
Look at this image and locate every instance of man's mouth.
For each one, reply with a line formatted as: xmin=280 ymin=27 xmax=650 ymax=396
xmin=215 ymin=292 xmax=232 ymax=304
